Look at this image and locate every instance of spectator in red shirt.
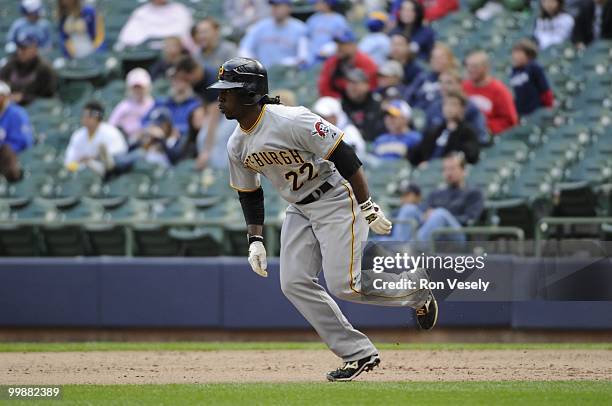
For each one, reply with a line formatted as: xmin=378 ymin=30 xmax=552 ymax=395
xmin=422 ymin=0 xmax=460 ymax=20
xmin=318 ymin=29 xmax=378 ymax=98
xmin=462 ymin=50 xmax=518 ymax=135
xmin=392 ymin=0 xmax=460 ymax=22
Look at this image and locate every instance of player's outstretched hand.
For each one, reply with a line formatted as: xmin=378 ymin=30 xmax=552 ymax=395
xmin=359 ymin=198 xmax=392 ymax=235
xmin=248 ymin=241 xmax=268 ymax=277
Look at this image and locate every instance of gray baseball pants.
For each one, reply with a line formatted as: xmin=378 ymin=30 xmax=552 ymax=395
xmin=279 ymin=181 xmax=430 ymax=362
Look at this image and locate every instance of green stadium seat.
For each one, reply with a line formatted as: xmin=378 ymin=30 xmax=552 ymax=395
xmin=152 ymin=198 xmax=226 ymax=256
xmin=83 ymin=199 xmax=149 ymax=255
xmin=553 ymin=181 xmax=598 ymax=217
xmin=38 ymin=202 xmax=104 ymax=256
xmin=0 ymin=174 xmax=52 ymax=208
xmin=37 ymin=169 xmax=105 ymax=209
xmin=132 ymin=223 xmax=180 ymax=256
xmin=55 ymin=53 xmax=111 ymax=83
xmin=57 ymin=80 xmax=95 ymax=105
xmin=168 ymin=226 xmax=224 ymax=256
xmin=0 ymin=201 xmax=52 ymax=256
xmin=97 ymin=173 xmax=152 ymax=201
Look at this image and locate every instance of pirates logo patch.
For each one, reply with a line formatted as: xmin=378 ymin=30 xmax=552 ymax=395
xmin=311 ymin=121 xmax=334 ymax=140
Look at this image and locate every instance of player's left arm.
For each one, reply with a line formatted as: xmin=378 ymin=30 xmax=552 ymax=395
xmin=292 ymin=109 xmax=392 ymax=234
xmin=328 ymin=141 xmax=392 ymax=235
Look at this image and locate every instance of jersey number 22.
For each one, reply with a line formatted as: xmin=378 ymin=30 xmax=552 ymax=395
xmin=284 ymin=162 xmax=318 ymax=191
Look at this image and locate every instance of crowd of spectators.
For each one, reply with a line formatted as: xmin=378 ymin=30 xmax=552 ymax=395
xmin=1 ymin=0 xmax=609 ymax=242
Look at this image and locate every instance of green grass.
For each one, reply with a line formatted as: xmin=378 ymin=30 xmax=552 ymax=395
xmin=0 ymin=341 xmax=611 ymax=353
xmin=3 ymin=382 xmax=612 ymax=405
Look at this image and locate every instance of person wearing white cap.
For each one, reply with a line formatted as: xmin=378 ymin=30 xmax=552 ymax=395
xmin=0 ymin=80 xmax=34 ymax=156
xmin=312 ymin=96 xmax=366 ymax=158
xmin=375 ymin=60 xmax=407 ymax=102
xmin=372 ymin=99 xmax=422 ymax=160
xmin=108 ymin=68 xmax=155 ymax=144
xmin=5 ymin=0 xmax=52 ymax=54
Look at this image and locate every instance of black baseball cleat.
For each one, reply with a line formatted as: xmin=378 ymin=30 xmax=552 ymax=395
xmin=415 ymin=292 xmax=438 ymax=330
xmin=326 ymin=354 xmax=380 ymax=382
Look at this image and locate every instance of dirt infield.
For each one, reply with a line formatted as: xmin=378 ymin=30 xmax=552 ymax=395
xmin=2 ymin=349 xmax=611 ymax=384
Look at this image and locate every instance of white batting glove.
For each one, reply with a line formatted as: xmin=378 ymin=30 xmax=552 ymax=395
xmin=248 ymin=241 xmax=268 ymax=277
xmin=360 ymin=197 xmax=392 ymax=235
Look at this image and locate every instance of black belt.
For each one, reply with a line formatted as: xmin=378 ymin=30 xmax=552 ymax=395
xmin=296 ymin=182 xmax=333 ymax=205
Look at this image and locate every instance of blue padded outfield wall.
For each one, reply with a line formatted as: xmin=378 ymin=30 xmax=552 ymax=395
xmin=0 ymin=257 xmax=611 ymax=329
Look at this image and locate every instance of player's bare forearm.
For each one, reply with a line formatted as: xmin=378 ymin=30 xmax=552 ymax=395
xmin=347 ymin=168 xmax=370 ymax=204
xmin=247 ymin=224 xmax=264 ymax=237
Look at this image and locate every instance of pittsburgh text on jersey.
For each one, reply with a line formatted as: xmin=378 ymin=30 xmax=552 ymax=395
xmin=243 ymin=149 xmax=306 ymax=171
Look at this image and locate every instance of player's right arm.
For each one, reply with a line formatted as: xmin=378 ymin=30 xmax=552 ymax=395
xmin=228 ymin=140 xmax=268 ymax=277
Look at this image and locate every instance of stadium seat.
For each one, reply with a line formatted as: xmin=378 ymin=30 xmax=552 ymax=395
xmin=38 ymin=202 xmax=103 ymax=256
xmin=57 ymin=81 xmax=95 ymax=105
xmin=132 ymin=223 xmax=181 ymax=256
xmin=553 ymin=181 xmax=598 ymax=217
xmin=0 ymin=174 xmax=53 ymax=208
xmin=55 ymin=52 xmax=115 ymax=84
xmin=84 ymin=199 xmax=149 ymax=255
xmin=168 ymin=226 xmax=224 ymax=256
xmin=0 ymin=201 xmax=51 ymax=256
xmin=485 ymin=198 xmax=535 ymax=237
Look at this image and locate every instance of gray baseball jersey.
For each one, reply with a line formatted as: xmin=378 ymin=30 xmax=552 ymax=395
xmin=227 ymin=104 xmax=344 ymax=204
xmin=228 ymin=103 xmax=429 ymax=363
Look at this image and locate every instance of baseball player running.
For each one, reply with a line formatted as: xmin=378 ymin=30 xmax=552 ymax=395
xmin=208 ymin=57 xmax=438 ymax=382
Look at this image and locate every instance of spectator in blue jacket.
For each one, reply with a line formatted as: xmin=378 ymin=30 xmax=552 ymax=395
xmin=239 ymin=0 xmax=309 ymax=68
xmin=389 ymin=33 xmax=423 ymax=87
xmin=143 ymin=72 xmax=201 ymax=137
xmin=358 ymin=11 xmax=391 ymax=66
xmin=6 ymin=0 xmax=52 ymax=55
xmin=0 ymin=81 xmax=34 ymax=155
xmin=373 ymin=99 xmax=422 ymax=160
xmin=393 ymin=152 xmax=484 ymax=242
xmin=58 ymin=0 xmax=105 ymax=58
xmin=389 ymin=0 xmax=436 ymax=61
xmin=108 ymin=107 xmax=185 ymax=171
xmin=306 ymin=0 xmax=350 ymax=63
xmin=509 ymin=39 xmax=554 ymax=117
xmin=404 ymin=42 xmax=457 ymax=110
xmin=425 ymin=70 xmax=489 ymax=144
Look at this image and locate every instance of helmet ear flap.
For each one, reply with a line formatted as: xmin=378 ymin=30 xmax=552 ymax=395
xmin=237 ymin=87 xmax=258 ymax=105
xmin=239 ymin=82 xmax=258 ymax=105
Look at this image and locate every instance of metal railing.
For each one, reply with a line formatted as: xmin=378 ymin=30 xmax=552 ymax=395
xmin=535 ymin=216 xmax=612 ymax=256
xmin=431 ymin=226 xmax=525 ymax=255
xmin=0 ymin=217 xmax=528 ymax=257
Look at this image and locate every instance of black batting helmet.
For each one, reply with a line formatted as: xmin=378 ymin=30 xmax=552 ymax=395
xmin=207 ymin=57 xmax=269 ymax=106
